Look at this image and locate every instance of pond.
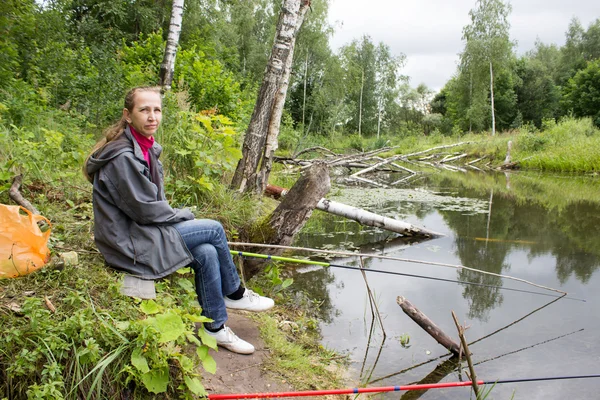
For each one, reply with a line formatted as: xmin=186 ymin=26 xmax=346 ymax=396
xmin=291 ymin=170 xmax=600 ymax=399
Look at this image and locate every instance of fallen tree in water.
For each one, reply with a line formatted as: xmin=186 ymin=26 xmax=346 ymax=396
xmin=265 ymin=184 xmax=443 ymax=238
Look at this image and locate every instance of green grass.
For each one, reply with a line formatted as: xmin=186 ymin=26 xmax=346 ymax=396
xmin=252 ymin=312 xmax=347 ymax=391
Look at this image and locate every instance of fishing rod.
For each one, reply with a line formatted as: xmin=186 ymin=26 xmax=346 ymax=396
xmin=207 ymin=374 xmax=600 ymax=399
xmin=231 ymin=250 xmax=586 ymax=302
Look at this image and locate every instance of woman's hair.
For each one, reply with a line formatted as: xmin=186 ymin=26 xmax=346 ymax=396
xmin=83 ymin=86 xmax=162 ymax=182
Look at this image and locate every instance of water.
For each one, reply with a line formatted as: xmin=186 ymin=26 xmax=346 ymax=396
xmin=292 ymin=171 xmax=600 ymax=399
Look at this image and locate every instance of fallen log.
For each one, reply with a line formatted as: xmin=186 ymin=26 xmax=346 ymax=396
xmin=266 ymin=184 xmax=443 ymax=238
xmin=397 ymin=296 xmax=461 ymax=356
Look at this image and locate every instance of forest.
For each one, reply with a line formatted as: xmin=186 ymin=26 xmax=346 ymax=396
xmin=1 ymin=0 xmax=600 ymax=398
xmin=2 ymin=0 xmax=599 ymax=144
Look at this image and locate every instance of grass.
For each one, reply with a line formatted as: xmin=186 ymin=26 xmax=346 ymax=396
xmin=252 ymin=312 xmax=347 ymax=391
xmin=0 ymin=173 xmax=346 ymax=399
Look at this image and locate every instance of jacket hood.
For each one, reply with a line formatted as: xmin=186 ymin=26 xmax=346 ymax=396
xmin=85 ymin=133 xmax=133 ymax=182
xmin=85 ymin=126 xmax=163 ymax=183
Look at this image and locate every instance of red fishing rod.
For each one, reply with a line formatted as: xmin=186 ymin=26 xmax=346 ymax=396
xmin=207 ymin=374 xmax=600 ymax=399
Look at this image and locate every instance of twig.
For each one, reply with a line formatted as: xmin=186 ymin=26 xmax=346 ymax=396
xmin=230 ymin=362 xmax=262 ymax=374
xmin=44 ymin=296 xmax=56 ymax=313
xmin=467 ymin=156 xmax=487 ymax=165
xmin=9 ymin=175 xmax=40 ymax=215
xmin=451 ymin=311 xmax=479 ymax=397
xmin=53 ymin=245 xmax=101 ymax=255
xmin=293 ymin=146 xmax=339 ymax=158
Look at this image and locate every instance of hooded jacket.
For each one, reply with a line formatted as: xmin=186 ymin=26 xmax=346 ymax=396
xmin=85 ymin=126 xmax=194 ymax=279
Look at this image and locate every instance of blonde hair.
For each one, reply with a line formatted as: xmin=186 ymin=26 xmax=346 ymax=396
xmin=83 ymin=86 xmax=162 ymax=182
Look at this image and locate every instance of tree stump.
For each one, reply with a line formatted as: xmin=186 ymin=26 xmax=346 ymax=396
xmin=242 ymin=162 xmax=330 ymax=278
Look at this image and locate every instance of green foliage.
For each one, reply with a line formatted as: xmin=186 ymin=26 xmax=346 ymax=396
xmin=175 ymin=49 xmax=243 ymax=117
xmin=562 ymin=59 xmax=600 ymax=126
xmin=118 ymin=31 xmax=164 ymax=88
xmin=0 ymin=264 xmax=215 ymax=399
xmin=159 ymin=95 xmax=242 ymax=201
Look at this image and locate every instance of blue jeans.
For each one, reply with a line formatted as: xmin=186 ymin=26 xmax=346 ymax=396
xmin=173 ymin=219 xmax=240 ymax=330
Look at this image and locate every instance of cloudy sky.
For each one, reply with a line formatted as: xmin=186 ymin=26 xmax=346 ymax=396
xmin=327 ymin=0 xmax=599 ymax=92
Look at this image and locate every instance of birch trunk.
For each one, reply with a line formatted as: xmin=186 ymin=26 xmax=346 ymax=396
xmin=159 ymin=0 xmax=184 ymax=91
xmin=265 ymin=184 xmax=443 ymax=238
xmin=258 ymin=2 xmax=310 ymax=193
xmin=358 ymin=69 xmax=364 ymax=137
xmin=231 ymin=0 xmax=310 ymax=194
xmin=490 ymin=61 xmax=495 ymax=136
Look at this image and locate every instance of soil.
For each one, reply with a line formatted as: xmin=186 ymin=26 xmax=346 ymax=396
xmin=203 ymin=310 xmax=296 ymax=398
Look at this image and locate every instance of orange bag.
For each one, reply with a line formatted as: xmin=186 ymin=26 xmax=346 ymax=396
xmin=0 ymin=205 xmax=51 ymax=278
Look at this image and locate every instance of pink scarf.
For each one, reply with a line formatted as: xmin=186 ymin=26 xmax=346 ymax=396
xmin=129 ymin=125 xmax=155 ymax=168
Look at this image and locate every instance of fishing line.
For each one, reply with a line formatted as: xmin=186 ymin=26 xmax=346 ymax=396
xmin=231 ymin=250 xmax=586 ymax=302
xmin=228 ymin=242 xmax=568 ymax=295
xmin=207 ymin=374 xmax=600 ymax=399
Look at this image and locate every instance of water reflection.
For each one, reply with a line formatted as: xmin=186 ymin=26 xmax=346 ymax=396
xmin=291 ymin=170 xmax=600 ymax=399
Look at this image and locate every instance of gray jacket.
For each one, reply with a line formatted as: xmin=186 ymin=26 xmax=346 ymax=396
xmin=85 ymin=126 xmax=194 ymax=279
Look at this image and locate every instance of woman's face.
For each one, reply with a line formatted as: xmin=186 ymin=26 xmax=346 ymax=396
xmin=124 ymin=91 xmax=162 ymax=137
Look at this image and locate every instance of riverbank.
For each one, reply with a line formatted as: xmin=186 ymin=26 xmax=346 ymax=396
xmin=0 ymin=182 xmax=347 ymax=398
xmin=279 ymin=116 xmax=600 ymax=174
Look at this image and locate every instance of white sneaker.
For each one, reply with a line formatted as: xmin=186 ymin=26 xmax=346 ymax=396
xmin=205 ymin=326 xmax=255 ymax=354
xmin=224 ymin=289 xmax=275 ymax=312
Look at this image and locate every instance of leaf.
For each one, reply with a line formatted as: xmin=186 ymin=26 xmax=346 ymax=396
xmin=281 ymin=278 xmax=294 ymax=289
xmin=186 ymin=333 xmax=202 ymax=346
xmin=202 ymin=355 xmax=216 ymax=374
xmin=185 ymin=313 xmax=212 ymax=323
xmin=140 ymin=300 xmax=160 ymax=315
xmin=140 ymin=367 xmax=169 ymax=393
xmin=184 ymin=376 xmax=207 ymax=396
xmin=178 ymin=355 xmax=194 ymax=372
xmin=176 ymin=267 xmax=191 ymax=275
xmin=131 ymin=348 xmax=150 ymax=374
xmin=177 ymin=278 xmax=195 ymax=293
xmin=197 ymin=329 xmax=217 ymax=349
xmin=196 ymin=346 xmax=216 ymax=374
xmin=154 ymin=312 xmax=186 ymax=343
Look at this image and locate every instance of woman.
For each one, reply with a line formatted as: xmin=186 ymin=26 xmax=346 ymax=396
xmin=85 ymin=86 xmax=273 ymax=355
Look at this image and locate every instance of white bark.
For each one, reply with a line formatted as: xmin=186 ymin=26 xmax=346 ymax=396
xmin=504 ymin=140 xmax=512 ymax=164
xmin=440 ymin=153 xmax=468 ymax=164
xmin=259 ymin=1 xmax=309 ymax=192
xmin=318 ymin=199 xmax=443 ymax=237
xmin=490 ymin=61 xmax=496 ymax=136
xmin=159 ymin=0 xmax=184 ymax=91
xmin=358 ymin=69 xmax=364 ymax=137
xmin=232 ymin=0 xmax=310 ymax=193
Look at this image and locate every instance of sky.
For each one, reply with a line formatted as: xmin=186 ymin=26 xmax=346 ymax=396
xmin=327 ymin=0 xmax=600 ymax=92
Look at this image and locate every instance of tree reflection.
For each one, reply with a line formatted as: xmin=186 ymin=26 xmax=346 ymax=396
xmin=289 ymin=265 xmax=337 ymax=323
xmin=443 ymin=194 xmax=514 ymax=321
xmin=433 ymin=173 xmax=600 ymax=312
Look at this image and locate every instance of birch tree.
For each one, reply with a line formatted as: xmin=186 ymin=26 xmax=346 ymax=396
xmin=231 ymin=0 xmax=311 ymax=194
xmin=460 ymin=0 xmax=514 ymax=135
xmin=159 ymin=0 xmax=184 ymax=90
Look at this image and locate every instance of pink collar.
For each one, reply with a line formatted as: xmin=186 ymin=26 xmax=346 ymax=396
xmin=129 ymin=125 xmax=154 ymax=166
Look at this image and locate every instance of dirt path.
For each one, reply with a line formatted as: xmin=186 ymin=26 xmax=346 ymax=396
xmin=203 ymin=311 xmax=295 ymax=397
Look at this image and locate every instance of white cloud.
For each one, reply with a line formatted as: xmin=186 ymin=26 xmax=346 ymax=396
xmin=328 ymin=0 xmax=600 ymax=92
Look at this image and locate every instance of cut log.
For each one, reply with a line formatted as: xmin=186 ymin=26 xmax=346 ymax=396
xmin=243 ymin=162 xmax=331 ymax=278
xmin=265 ymin=184 xmax=443 ymax=238
xmin=397 ymin=296 xmax=461 ymax=356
